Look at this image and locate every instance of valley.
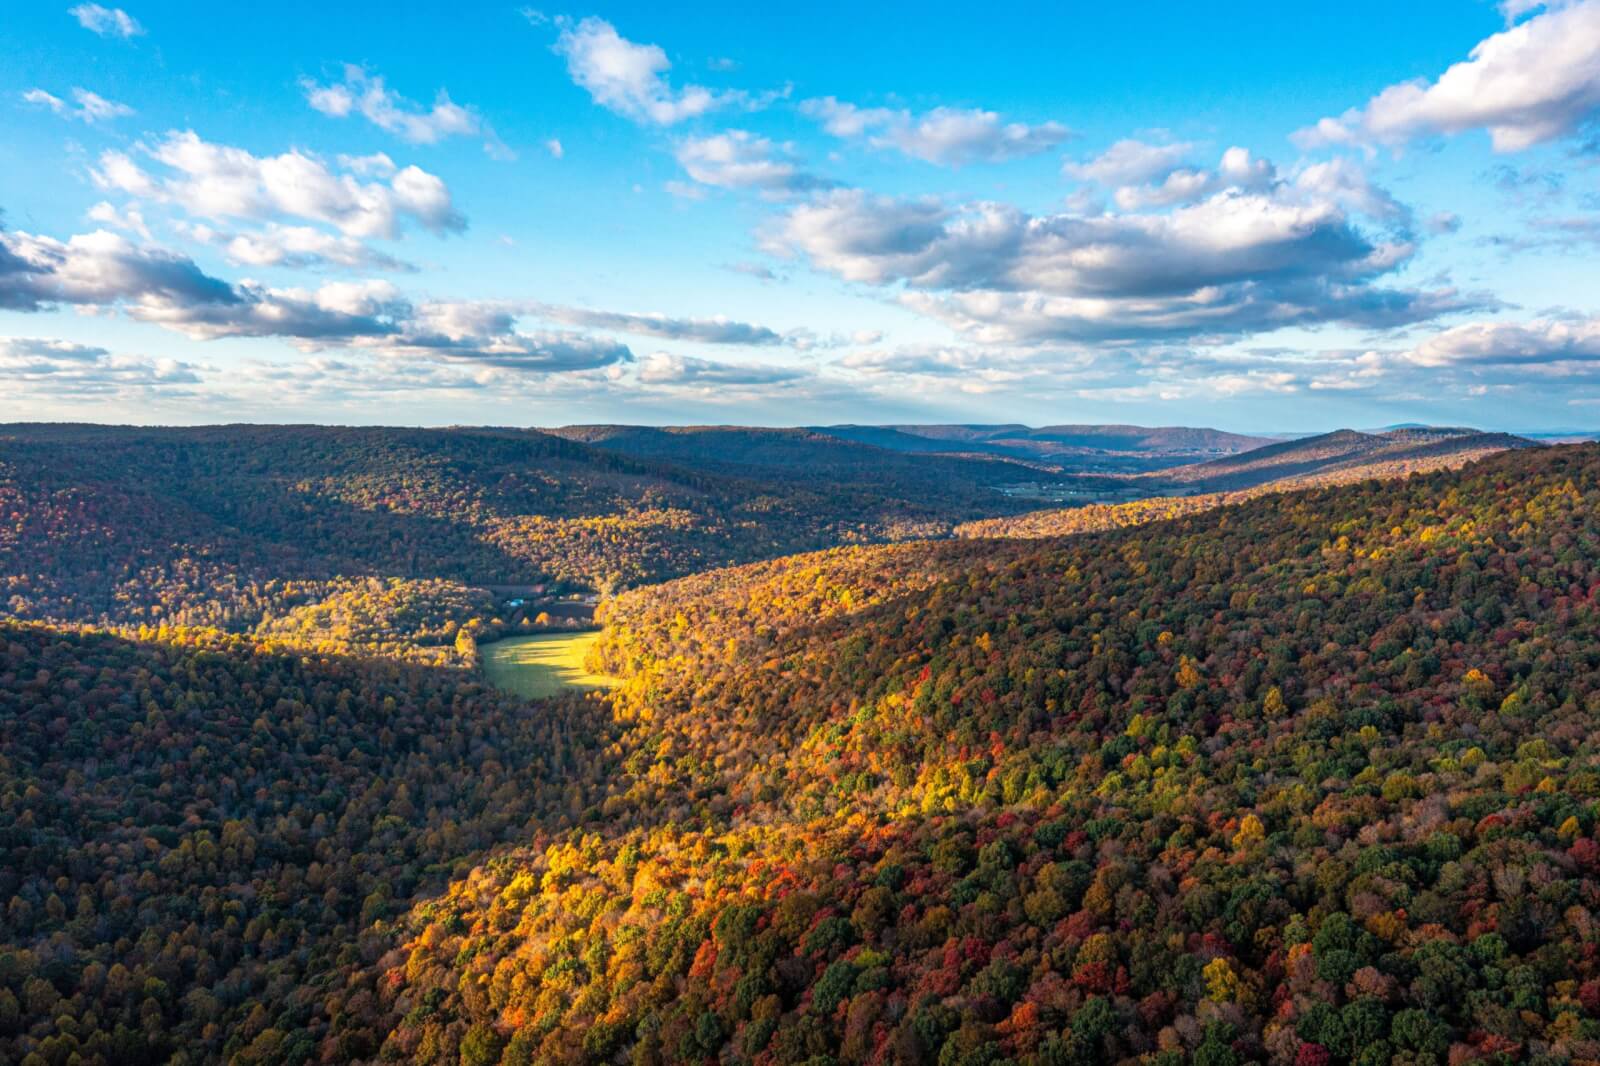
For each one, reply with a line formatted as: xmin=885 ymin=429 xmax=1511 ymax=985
xmin=1 ymin=422 xmax=1595 ymax=1066
xmin=8 ymin=5 xmax=1600 ymax=1062
xmin=481 ymin=630 xmax=617 ymax=699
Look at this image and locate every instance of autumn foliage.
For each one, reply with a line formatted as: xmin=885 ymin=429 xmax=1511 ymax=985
xmin=6 ymin=438 xmax=1600 ymax=1065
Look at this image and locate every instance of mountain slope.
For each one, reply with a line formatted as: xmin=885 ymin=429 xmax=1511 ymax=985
xmin=1147 ymin=427 xmax=1533 ymax=492
xmin=547 ymin=423 xmax=1064 ymax=487
xmin=0 ymin=423 xmax=1054 ymax=629
xmin=0 ymin=621 xmax=624 ymax=1064
xmin=322 ymin=443 xmax=1600 ymax=1066
xmin=955 ymin=431 xmax=1537 ymax=540
xmin=816 ymin=423 xmax=1273 ymax=472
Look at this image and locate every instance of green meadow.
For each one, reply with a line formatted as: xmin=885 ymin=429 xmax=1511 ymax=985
xmin=480 ymin=631 xmax=618 ymax=699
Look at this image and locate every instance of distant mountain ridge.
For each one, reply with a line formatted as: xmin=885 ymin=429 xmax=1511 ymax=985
xmin=1147 ymin=426 xmax=1536 ymax=492
xmin=814 ymin=422 xmax=1274 ymax=471
xmin=0 ymin=422 xmax=1091 ymax=628
xmin=957 ymin=426 xmax=1538 ymax=540
xmin=545 ymin=422 xmax=1073 ymax=480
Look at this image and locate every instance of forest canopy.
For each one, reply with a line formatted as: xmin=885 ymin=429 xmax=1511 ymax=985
xmin=4 ymin=434 xmax=1600 ymax=1065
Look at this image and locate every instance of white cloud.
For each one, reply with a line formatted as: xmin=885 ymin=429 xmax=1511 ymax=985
xmin=0 ymin=337 xmax=199 ymax=396
xmin=0 ymin=224 xmax=633 ymax=375
xmin=337 ymin=152 xmax=398 ymax=177
xmin=69 ymin=4 xmax=142 ymax=38
xmin=839 ymin=345 xmax=1005 ymax=376
xmin=0 ymin=226 xmax=238 ymax=312
xmin=545 ymin=138 xmax=564 ymax=158
xmin=831 ymin=343 xmax=1109 ymax=397
xmin=635 ymin=352 xmax=807 ymax=385
xmin=86 ymin=200 xmax=151 ymax=239
xmin=675 ymin=131 xmax=828 ymax=195
xmin=1407 ymin=314 xmax=1600 ymax=367
xmin=93 ymin=131 xmax=466 ymax=239
xmin=364 ymin=301 xmax=634 ymax=371
xmin=122 ymin=277 xmax=409 ymax=343
xmin=1295 ymin=0 xmax=1600 ymax=151
xmin=1501 ymin=0 xmax=1552 ymax=22
xmin=554 ymin=17 xmax=730 ymax=125
xmin=1111 ymin=147 xmax=1277 ymax=210
xmin=1067 ymin=142 xmax=1279 ymax=212
xmin=773 ymin=173 xmax=1468 ymax=345
xmin=1113 ymin=168 xmax=1219 ymax=210
xmin=803 ymin=98 xmax=1068 ymax=165
xmin=179 ymin=221 xmax=414 ymax=271
xmin=303 ymin=65 xmax=508 ymax=156
xmin=22 ymin=87 xmax=133 ymax=123
xmin=1291 ymin=156 xmax=1408 ymax=223
xmin=1063 ymin=138 xmax=1193 ymax=185
xmin=533 ymin=303 xmax=784 ymax=345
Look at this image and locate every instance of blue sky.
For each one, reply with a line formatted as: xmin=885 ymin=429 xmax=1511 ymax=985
xmin=3 ymin=1 xmax=1600 ymax=431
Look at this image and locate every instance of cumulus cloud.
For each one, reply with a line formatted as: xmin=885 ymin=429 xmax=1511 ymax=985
xmin=0 ymin=337 xmax=199 ymax=397
xmin=0 ymin=226 xmax=237 ymax=312
xmin=675 ymin=131 xmax=828 ymax=195
xmin=554 ymin=17 xmax=732 ymax=124
xmin=1108 ymin=147 xmax=1277 ymax=210
xmin=1406 ymin=314 xmax=1600 ymax=367
xmin=370 ymin=305 xmax=634 ymax=371
xmin=338 ymin=152 xmax=399 ymax=177
xmin=772 ymin=171 xmax=1469 ymax=344
xmin=178 ymin=221 xmax=415 ymax=272
xmin=92 ymin=131 xmax=466 ymax=238
xmin=831 ymin=343 xmax=1119 ymax=398
xmin=86 ymin=200 xmax=151 ymax=239
xmin=1065 ymin=141 xmax=1278 ymax=212
xmin=136 ymin=283 xmax=633 ymax=373
xmin=22 ymin=87 xmax=133 ymax=123
xmin=534 ymin=303 xmax=784 ymax=345
xmin=125 ymin=277 xmax=409 ymax=342
xmin=303 ymin=65 xmax=509 ymax=157
xmin=69 ymin=4 xmax=142 ymax=38
xmin=803 ymin=98 xmax=1068 ymax=165
xmin=839 ymin=345 xmax=1012 ymax=376
xmin=1291 ymin=156 xmax=1409 ymax=224
xmin=1062 ymin=138 xmax=1194 ymax=186
xmin=832 ymin=341 xmax=1407 ymax=404
xmin=1295 ymin=0 xmax=1600 ymax=151
xmin=0 ymin=223 xmax=631 ymax=375
xmin=635 ymin=352 xmax=807 ymax=385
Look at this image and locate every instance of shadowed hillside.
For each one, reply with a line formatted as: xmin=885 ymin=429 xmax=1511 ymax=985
xmin=816 ymin=423 xmax=1273 ymax=472
xmin=0 ymin=423 xmax=1063 ymax=630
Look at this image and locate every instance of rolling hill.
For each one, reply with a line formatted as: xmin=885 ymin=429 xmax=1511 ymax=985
xmin=0 ymin=423 xmax=1064 ymax=631
xmin=291 ymin=442 xmax=1600 ymax=1065
xmin=4 ymin=433 xmax=1600 ymax=1065
xmin=955 ymin=429 xmax=1538 ymax=541
xmin=1145 ymin=427 xmax=1534 ymax=493
xmin=545 ymin=424 xmax=1066 ymax=484
xmin=816 ymin=423 xmax=1273 ymax=472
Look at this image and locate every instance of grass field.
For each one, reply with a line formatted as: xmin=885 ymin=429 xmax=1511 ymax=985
xmin=480 ymin=631 xmax=617 ymax=699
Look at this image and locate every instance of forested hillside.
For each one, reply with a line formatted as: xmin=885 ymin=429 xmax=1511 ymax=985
xmin=815 ymin=425 xmax=1271 ymax=471
xmin=0 ymin=424 xmax=1057 ymax=632
xmin=957 ymin=432 xmax=1538 ymax=540
xmin=545 ymin=425 xmax=1068 ymax=486
xmin=1144 ymin=428 xmax=1532 ymax=493
xmin=313 ymin=443 xmax=1600 ymax=1066
xmin=0 ymin=622 xmax=624 ymax=1064
xmin=8 ymin=441 xmax=1600 ymax=1065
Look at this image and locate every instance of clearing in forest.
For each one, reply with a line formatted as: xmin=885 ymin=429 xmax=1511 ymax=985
xmin=480 ymin=631 xmax=617 ymax=699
